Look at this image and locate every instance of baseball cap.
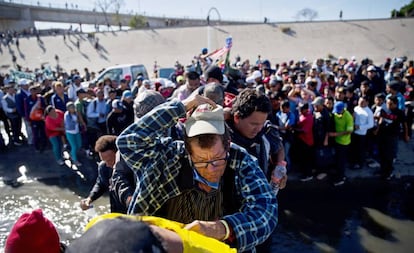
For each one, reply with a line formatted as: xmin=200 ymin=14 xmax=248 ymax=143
xmin=72 ymin=75 xmax=81 ymax=81
xmin=312 ymin=96 xmax=325 ymax=106
xmin=122 ymin=90 xmax=133 ymax=99
xmin=5 ymin=209 xmax=61 ymax=253
xmin=134 ymin=90 xmax=165 ymax=118
xmin=136 ymin=75 xmax=144 ymax=81
xmin=66 ymin=101 xmax=75 ymax=109
xmin=124 ymin=74 xmax=132 ymax=80
xmin=367 ymin=65 xmax=376 ymax=72
xmin=112 ymin=99 xmax=124 ymax=110
xmin=333 ymin=101 xmax=345 ymax=114
xmin=245 ymin=70 xmax=262 ymax=84
xmin=18 ymin=78 xmax=29 ymax=86
xmin=185 ymin=104 xmax=225 ymax=137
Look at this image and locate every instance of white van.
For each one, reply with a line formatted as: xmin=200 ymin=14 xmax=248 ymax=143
xmin=86 ymin=64 xmax=149 ymax=88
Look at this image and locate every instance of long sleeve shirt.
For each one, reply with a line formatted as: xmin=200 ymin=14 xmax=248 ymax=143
xmin=86 ymin=99 xmax=107 ymax=123
xmin=15 ymin=89 xmax=30 ymax=117
xmin=353 ymin=106 xmax=374 ymax=135
xmin=116 ymin=100 xmax=277 ymax=252
xmin=88 ymin=161 xmax=111 ymax=202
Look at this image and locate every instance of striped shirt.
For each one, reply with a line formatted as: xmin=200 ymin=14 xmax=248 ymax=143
xmin=116 ymin=99 xmax=278 ymax=253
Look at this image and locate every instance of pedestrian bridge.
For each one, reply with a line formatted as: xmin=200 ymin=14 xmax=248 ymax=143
xmin=0 ymin=2 xmax=245 ymax=31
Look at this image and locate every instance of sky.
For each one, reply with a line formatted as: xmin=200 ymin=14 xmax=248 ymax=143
xmin=14 ymin=0 xmax=412 ymax=22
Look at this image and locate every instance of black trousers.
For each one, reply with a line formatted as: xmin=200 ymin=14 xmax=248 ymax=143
xmin=0 ymin=108 xmax=11 ymax=136
xmin=8 ymin=116 xmax=22 ymax=142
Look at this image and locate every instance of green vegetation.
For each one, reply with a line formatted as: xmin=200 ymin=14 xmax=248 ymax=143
xmin=391 ymin=0 xmax=414 ymax=17
xmin=129 ymin=15 xmax=147 ymax=29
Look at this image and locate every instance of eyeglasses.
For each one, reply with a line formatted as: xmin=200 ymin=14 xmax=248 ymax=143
xmin=191 ymin=153 xmax=228 ymax=169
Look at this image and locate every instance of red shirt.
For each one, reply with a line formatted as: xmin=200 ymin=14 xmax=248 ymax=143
xmin=297 ymin=110 xmax=314 ymax=146
xmin=45 ymin=110 xmax=64 ymax=138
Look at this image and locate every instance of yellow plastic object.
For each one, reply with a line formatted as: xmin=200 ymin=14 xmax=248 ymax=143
xmin=85 ymin=213 xmax=237 ymax=253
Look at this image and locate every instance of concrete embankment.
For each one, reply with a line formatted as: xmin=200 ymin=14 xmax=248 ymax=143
xmin=1 ymin=18 xmax=413 ymax=73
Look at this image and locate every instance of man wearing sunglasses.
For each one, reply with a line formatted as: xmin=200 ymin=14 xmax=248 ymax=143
xmin=117 ymin=94 xmax=277 ymax=253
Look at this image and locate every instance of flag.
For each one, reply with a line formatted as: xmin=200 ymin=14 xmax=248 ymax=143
xmin=207 ymin=36 xmax=232 ymax=64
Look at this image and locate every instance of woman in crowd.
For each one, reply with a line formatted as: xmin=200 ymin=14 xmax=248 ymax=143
xmin=64 ymin=102 xmax=83 ymax=167
xmin=44 ymin=105 xmax=65 ymax=165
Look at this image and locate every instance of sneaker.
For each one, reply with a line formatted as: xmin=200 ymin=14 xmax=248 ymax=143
xmin=368 ymin=161 xmax=380 ymax=169
xmin=57 ymin=159 xmax=65 ymax=166
xmin=73 ymin=161 xmax=82 ymax=167
xmin=300 ymin=175 xmax=313 ymax=182
xmin=13 ymin=141 xmax=22 ymax=146
xmin=316 ymin=173 xmax=327 ymax=180
xmin=333 ymin=177 xmax=346 ymax=186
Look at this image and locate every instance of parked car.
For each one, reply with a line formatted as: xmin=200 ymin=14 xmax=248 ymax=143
xmin=84 ymin=64 xmax=149 ymax=88
xmin=158 ymin=67 xmax=175 ymax=80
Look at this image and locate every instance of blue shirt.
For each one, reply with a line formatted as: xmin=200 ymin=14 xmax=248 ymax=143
xmin=386 ymin=92 xmax=405 ymax=111
xmin=116 ymin=100 xmax=277 ymax=252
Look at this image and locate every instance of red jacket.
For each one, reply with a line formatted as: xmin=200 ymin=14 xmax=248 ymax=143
xmin=45 ymin=110 xmax=64 ymax=138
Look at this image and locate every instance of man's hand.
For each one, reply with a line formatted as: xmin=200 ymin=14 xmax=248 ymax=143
xmin=80 ymin=198 xmax=92 ymax=211
xmin=184 ymin=220 xmax=226 ymax=241
xmin=182 ymin=94 xmax=216 ymax=112
xmin=279 ymin=174 xmax=288 ymax=189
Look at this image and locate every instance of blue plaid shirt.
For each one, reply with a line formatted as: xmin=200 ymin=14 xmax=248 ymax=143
xmin=116 ymin=100 xmax=278 ymax=252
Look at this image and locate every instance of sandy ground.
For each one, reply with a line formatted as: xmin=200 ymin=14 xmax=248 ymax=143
xmin=1 ymin=18 xmax=413 ymax=74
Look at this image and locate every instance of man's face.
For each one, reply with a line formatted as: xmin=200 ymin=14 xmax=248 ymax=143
xmin=7 ymin=87 xmax=16 ymax=94
xmin=234 ymin=111 xmax=268 ymax=139
xmin=374 ymin=97 xmax=383 ymax=106
xmin=189 ymin=138 xmax=227 ymax=184
xmin=325 ymin=99 xmax=333 ymax=110
xmin=97 ymin=92 xmax=105 ymax=100
xmin=335 ymin=91 xmax=345 ymax=101
xmin=386 ymin=99 xmax=397 ymax=110
xmin=99 ymin=150 xmax=116 ymax=168
xmin=358 ymin=97 xmax=367 ymax=107
xmin=313 ymin=104 xmax=322 ymax=112
xmin=187 ymin=78 xmax=200 ymax=92
xmin=367 ymin=71 xmax=376 ymax=79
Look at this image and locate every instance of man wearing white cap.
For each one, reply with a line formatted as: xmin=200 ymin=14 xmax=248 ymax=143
xmin=15 ymin=78 xmax=33 ymax=145
xmin=117 ymin=94 xmax=277 ymax=252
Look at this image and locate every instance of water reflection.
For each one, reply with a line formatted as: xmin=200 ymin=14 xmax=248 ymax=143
xmin=0 ymin=178 xmax=109 ymax=248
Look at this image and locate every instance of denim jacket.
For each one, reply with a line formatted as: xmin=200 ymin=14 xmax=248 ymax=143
xmin=64 ymin=111 xmax=79 ymax=133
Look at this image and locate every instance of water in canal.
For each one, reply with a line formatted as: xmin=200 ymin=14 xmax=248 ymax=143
xmin=0 ymin=146 xmax=413 ymax=252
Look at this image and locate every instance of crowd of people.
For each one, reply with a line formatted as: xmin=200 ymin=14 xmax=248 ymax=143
xmin=1 ymin=53 xmax=414 ymax=252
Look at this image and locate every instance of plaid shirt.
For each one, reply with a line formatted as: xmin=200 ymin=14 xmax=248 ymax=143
xmin=116 ymin=100 xmax=278 ymax=252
